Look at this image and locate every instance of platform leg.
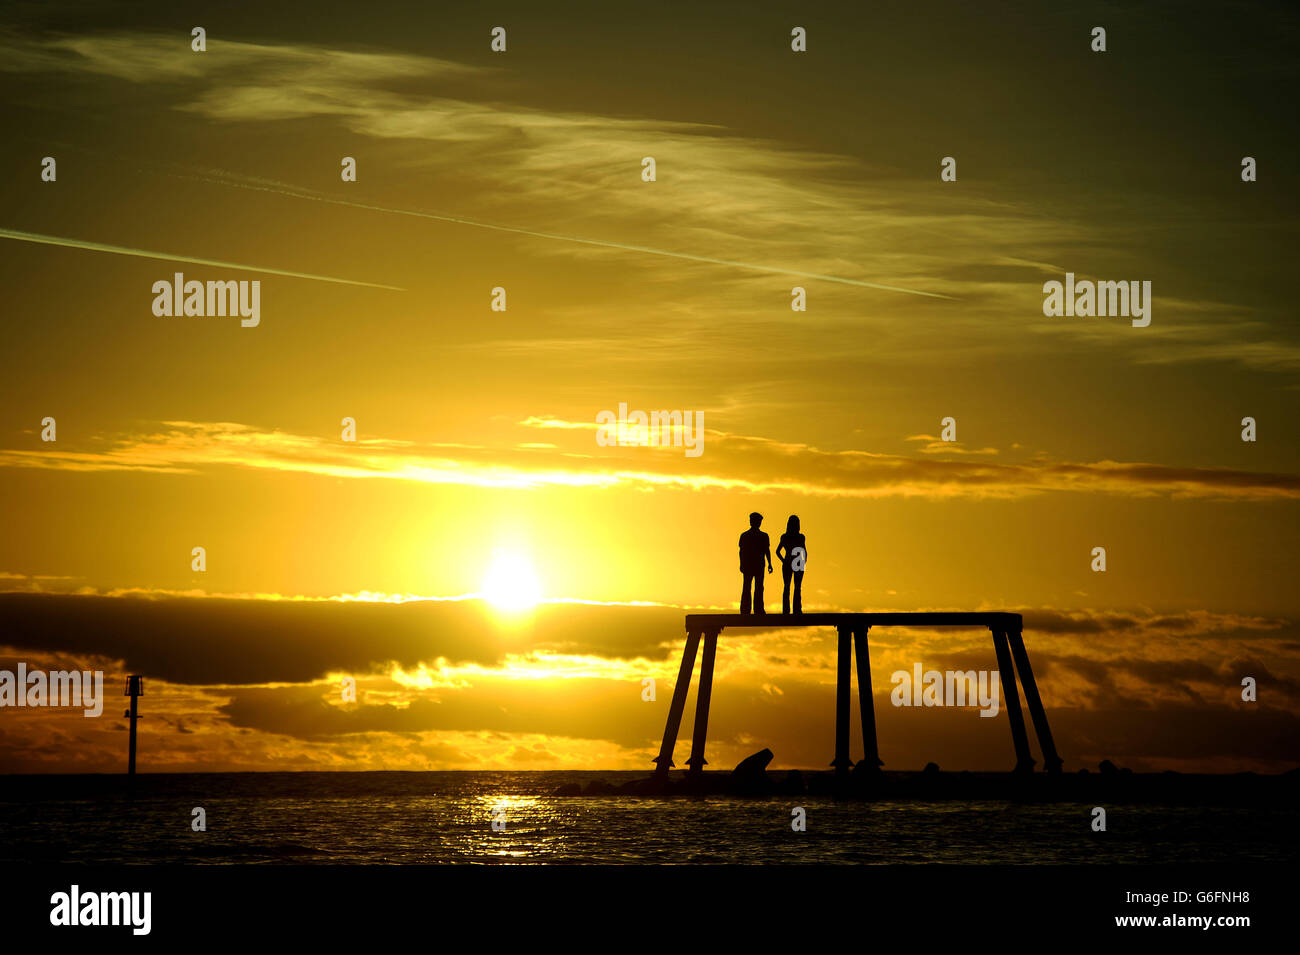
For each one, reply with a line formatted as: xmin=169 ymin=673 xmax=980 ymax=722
xmin=992 ymin=628 xmax=1035 ymax=772
xmin=652 ymin=630 xmax=700 ymax=779
xmin=686 ymin=629 xmax=720 ymax=778
xmin=832 ymin=625 xmax=853 ymax=782
xmin=853 ymin=626 xmax=882 ymax=771
xmin=1007 ymin=628 xmax=1063 ymax=773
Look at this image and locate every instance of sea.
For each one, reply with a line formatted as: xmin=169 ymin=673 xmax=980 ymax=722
xmin=1 ymin=771 xmax=1293 ymax=865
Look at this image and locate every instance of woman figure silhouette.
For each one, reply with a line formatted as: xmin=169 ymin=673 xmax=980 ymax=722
xmin=775 ymin=515 xmax=807 ymax=615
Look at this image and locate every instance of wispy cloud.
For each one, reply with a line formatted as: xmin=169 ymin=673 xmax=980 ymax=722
xmin=2 ymin=420 xmax=1296 ymax=502
xmin=905 ymin=434 xmax=999 ymax=456
xmin=0 ymin=31 xmax=1045 ymax=304
xmin=3 ymin=28 xmax=1290 ymax=373
xmin=0 ymin=29 xmax=479 ymax=85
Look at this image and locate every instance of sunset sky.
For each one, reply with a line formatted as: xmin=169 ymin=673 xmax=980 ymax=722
xmin=1 ymin=0 xmax=1297 ymax=775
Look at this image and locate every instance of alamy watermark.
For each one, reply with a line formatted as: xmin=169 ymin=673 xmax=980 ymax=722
xmin=152 ymin=272 xmax=260 ymax=327
xmin=1042 ymin=272 xmax=1151 ymax=327
xmin=596 ymin=402 xmax=704 ymax=457
xmin=890 ymin=663 xmax=1000 ymax=717
xmin=50 ymin=885 xmax=151 ymax=935
xmin=0 ymin=664 xmax=104 ymax=717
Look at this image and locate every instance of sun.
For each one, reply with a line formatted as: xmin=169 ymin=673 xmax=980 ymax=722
xmin=481 ymin=551 xmax=543 ymax=612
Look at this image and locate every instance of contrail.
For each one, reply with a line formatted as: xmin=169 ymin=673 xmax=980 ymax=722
xmin=15 ymin=136 xmax=951 ymax=299
xmin=186 ymin=173 xmax=955 ymax=300
xmin=0 ymin=227 xmax=405 ymax=291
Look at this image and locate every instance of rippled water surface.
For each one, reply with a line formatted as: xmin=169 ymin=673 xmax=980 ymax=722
xmin=1 ymin=772 xmax=1292 ymax=864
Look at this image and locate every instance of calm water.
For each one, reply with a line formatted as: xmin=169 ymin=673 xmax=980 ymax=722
xmin=1 ymin=772 xmax=1292 ymax=865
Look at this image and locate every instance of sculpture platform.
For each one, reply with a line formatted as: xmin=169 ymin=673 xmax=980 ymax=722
xmin=655 ymin=611 xmax=1060 ymax=784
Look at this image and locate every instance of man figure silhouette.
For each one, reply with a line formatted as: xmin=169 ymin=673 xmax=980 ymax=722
xmin=738 ymin=511 xmax=772 ymax=615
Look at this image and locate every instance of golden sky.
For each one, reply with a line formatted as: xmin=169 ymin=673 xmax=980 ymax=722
xmin=1 ymin=1 xmax=1297 ymax=774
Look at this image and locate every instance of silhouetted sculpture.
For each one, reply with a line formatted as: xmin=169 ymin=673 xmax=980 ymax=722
xmin=775 ymin=514 xmax=807 ymax=615
xmin=738 ymin=512 xmax=772 ymax=614
xmin=652 ymin=611 xmax=1064 ymax=787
